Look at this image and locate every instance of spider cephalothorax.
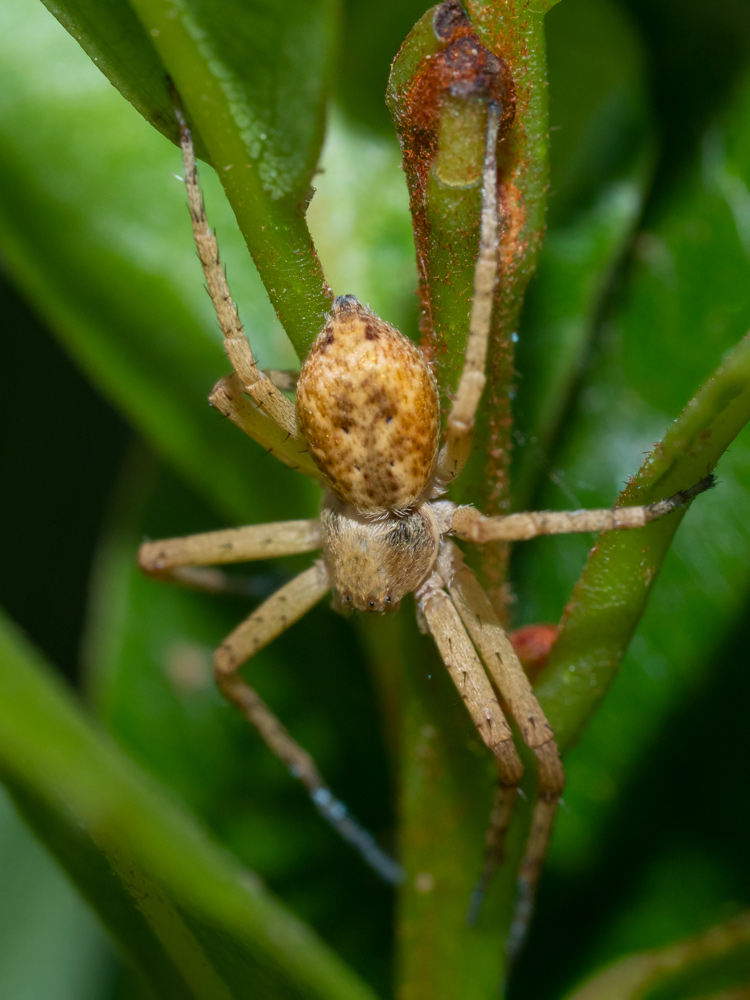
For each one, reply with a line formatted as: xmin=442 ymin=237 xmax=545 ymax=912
xmin=139 ymin=91 xmax=713 ymax=916
xmin=319 ymin=491 xmax=443 ymax=613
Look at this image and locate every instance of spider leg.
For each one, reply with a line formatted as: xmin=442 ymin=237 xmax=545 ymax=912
xmin=450 ymin=474 xmax=715 ymax=543
xmin=139 ymin=516 xmax=323 ymax=596
xmin=416 ymin=565 xmax=525 ymax=910
xmin=140 ymin=518 xmax=322 ymax=573
xmin=173 ymin=98 xmax=299 ymax=441
xmin=214 ymin=560 xmax=403 ymax=885
xmin=442 ymin=542 xmax=564 ymax=946
xmin=141 ymin=519 xmax=401 ymax=880
xmin=210 ymin=375 xmax=322 ymax=479
xmin=436 ymin=99 xmax=502 ymax=486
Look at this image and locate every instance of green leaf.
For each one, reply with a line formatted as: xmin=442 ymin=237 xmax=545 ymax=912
xmin=39 ymin=0 xmax=193 ymax=152
xmin=514 ymin=0 xmax=654 ymax=503
xmin=3 ymin=0 xmax=750 ymax=997
xmin=47 ymin=0 xmax=336 ymax=201
xmin=538 ymin=332 xmax=750 ymax=744
xmin=44 ymin=0 xmax=337 ymax=356
xmin=510 ymin=36 xmax=750 ymax=1000
xmin=519 ymin=58 xmax=750 ymax=892
xmin=81 ymin=449 xmax=395 ymax=990
xmin=0 ymin=0 xmax=317 ymax=524
xmin=0 ymin=789 xmax=114 ymax=1000
xmin=0 ymin=610 xmax=380 ymax=1000
xmin=124 ymin=0 xmax=335 ymax=356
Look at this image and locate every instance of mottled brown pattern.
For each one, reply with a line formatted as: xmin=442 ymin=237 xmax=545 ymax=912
xmin=296 ymin=297 xmax=440 ymax=510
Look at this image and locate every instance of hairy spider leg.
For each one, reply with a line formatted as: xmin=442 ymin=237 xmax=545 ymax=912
xmin=445 ymin=544 xmax=564 ymax=925
xmin=145 ymin=100 xmax=408 ymax=884
xmin=139 ymin=522 xmax=404 ymax=884
xmin=173 ymin=99 xmax=309 ymax=469
xmin=436 ymin=100 xmax=502 ymax=486
xmin=444 ymin=473 xmax=715 ymax=935
xmin=209 ymin=374 xmax=322 ymax=481
xmin=449 ymin=475 xmax=716 ymax=542
xmin=415 ymin=561 xmax=525 ymax=884
xmin=408 ymin=95 xmax=560 ymax=926
xmin=422 ymin=94 xmax=715 ymax=929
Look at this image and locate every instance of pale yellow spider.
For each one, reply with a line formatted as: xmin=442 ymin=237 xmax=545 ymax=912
xmin=139 ymin=95 xmax=712 ymax=909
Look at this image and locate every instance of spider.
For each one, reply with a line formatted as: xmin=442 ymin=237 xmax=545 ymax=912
xmin=139 ymin=93 xmax=712 ymax=911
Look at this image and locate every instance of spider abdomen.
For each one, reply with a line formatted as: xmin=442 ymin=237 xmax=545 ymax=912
xmin=296 ymin=295 xmax=439 ymax=511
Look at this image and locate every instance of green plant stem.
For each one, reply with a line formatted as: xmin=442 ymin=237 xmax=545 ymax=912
xmin=539 ymin=332 xmax=750 ymax=749
xmin=127 ymin=0 xmax=333 ymax=359
xmin=386 ymin=3 xmax=559 ymax=996
xmin=387 ymin=0 xmax=557 ymax=600
xmin=461 ymin=0 xmax=560 ymax=520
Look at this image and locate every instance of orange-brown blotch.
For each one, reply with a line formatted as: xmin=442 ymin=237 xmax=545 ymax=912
xmin=296 ymin=296 xmax=440 ymax=511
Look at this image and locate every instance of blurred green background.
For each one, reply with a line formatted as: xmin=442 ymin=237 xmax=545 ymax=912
xmin=1 ymin=0 xmax=750 ymax=997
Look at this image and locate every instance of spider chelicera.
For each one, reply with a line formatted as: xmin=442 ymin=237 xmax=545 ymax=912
xmin=139 ymin=88 xmax=712 ymax=910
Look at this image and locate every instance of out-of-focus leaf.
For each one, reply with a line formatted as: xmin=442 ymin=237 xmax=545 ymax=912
xmin=42 ymin=0 xmax=335 ymax=201
xmin=572 ymin=847 xmax=747 ymax=994
xmin=510 ymin=45 xmax=750 ymax=1000
xmin=519 ymin=58 xmax=750 ymax=875
xmin=82 ymin=448 xmax=395 ymax=991
xmin=0 ymin=610 xmax=380 ymax=1000
xmin=566 ymin=912 xmax=750 ymax=1000
xmin=0 ymin=0 xmax=316 ymax=525
xmin=43 ymin=0 xmax=338 ymax=355
xmin=539 ymin=331 xmax=750 ymax=745
xmin=123 ymin=0 xmax=335 ymax=355
xmin=514 ymin=0 xmax=654 ymax=502
xmin=0 ymin=789 xmax=114 ymax=1000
